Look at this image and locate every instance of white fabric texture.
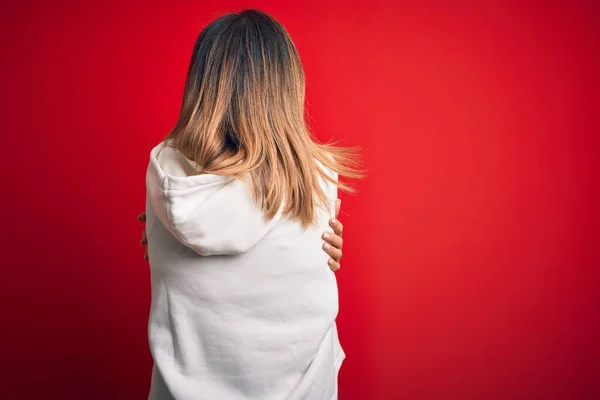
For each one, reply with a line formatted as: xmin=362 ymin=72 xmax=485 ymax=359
xmin=145 ymin=142 xmax=345 ymax=400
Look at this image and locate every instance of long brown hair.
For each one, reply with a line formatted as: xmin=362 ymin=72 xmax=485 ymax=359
xmin=167 ymin=9 xmax=362 ymax=226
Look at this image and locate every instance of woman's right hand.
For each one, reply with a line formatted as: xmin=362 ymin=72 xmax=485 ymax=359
xmin=138 ymin=198 xmax=346 ymax=272
xmin=138 ymin=212 xmax=149 ymax=260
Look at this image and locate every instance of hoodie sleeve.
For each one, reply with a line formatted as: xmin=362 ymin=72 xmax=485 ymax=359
xmin=327 ymin=169 xmax=339 ymax=218
xmin=316 ymin=158 xmax=339 ymax=219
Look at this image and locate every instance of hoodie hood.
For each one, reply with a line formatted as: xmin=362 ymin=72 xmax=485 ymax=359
xmin=146 ymin=142 xmax=279 ymax=256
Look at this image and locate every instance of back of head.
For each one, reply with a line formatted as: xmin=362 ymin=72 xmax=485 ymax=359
xmin=167 ymin=9 xmax=361 ymax=226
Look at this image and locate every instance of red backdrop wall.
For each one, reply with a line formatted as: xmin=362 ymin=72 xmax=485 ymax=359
xmin=1 ymin=1 xmax=599 ymax=399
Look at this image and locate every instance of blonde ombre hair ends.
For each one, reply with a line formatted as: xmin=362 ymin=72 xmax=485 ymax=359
xmin=167 ymin=9 xmax=362 ymax=226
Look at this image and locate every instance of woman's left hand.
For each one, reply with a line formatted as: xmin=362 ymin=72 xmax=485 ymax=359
xmin=138 ymin=198 xmax=345 ymax=272
xmin=322 ymin=199 xmax=344 ymax=271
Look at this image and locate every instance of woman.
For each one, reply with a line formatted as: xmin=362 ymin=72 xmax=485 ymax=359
xmin=143 ymin=9 xmax=361 ymax=400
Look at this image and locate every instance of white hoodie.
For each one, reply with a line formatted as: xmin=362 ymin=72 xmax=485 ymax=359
xmin=145 ymin=142 xmax=344 ymax=400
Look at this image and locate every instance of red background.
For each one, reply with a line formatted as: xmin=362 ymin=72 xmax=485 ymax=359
xmin=1 ymin=1 xmax=599 ymax=399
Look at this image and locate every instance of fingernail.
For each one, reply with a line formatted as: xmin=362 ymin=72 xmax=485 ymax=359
xmin=323 ymin=232 xmax=330 ymax=239
xmin=330 ymin=218 xmax=337 ymax=225
xmin=328 ymin=258 xmax=334 ymax=265
xmin=324 ymin=243 xmax=331 ymax=250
